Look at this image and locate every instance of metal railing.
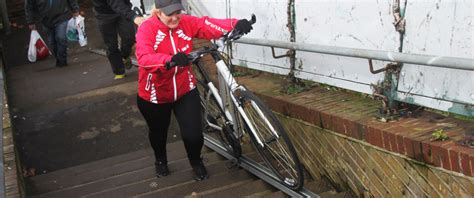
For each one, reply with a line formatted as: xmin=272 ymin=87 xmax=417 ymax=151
xmin=235 ymin=38 xmax=474 ymax=71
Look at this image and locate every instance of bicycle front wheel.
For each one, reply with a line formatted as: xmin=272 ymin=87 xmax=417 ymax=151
xmin=236 ymin=90 xmax=304 ymax=190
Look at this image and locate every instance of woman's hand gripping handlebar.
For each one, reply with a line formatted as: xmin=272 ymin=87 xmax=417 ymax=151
xmin=165 ymin=14 xmax=256 ymax=70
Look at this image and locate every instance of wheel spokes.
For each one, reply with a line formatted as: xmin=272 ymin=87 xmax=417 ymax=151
xmin=242 ymin=99 xmax=299 ymax=183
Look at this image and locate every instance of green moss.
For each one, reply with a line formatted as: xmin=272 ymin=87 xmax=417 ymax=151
xmin=427 ymin=108 xmax=474 ymax=122
xmin=282 ymin=79 xmax=316 ymax=95
xmin=431 ymin=129 xmax=448 ymax=141
xmin=231 ymin=65 xmax=261 ymax=77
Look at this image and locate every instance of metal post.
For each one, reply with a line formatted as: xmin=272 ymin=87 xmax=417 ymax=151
xmin=235 ymin=38 xmax=474 ymax=71
xmin=0 ymin=0 xmax=10 ymax=34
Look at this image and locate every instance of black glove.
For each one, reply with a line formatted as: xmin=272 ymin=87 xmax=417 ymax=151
xmin=234 ymin=19 xmax=253 ymax=34
xmin=171 ymin=52 xmax=189 ymax=67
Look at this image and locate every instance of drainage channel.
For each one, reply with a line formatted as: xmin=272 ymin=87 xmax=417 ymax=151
xmin=204 ymin=134 xmax=319 ymax=198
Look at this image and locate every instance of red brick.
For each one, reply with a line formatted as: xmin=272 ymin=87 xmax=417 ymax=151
xmin=382 ymin=131 xmax=391 ymax=150
xmin=357 ymin=124 xmax=367 ymax=141
xmin=430 ymin=142 xmax=452 ymax=169
xmin=412 ymin=139 xmax=424 ymax=161
xmin=396 ymin=134 xmax=406 ymax=155
xmin=449 ymin=149 xmax=461 ymax=173
xmin=308 ymin=109 xmax=322 ymax=127
xmin=262 ymin=95 xmax=285 ymax=114
xmin=342 ymin=118 xmax=354 ymax=136
xmin=460 ymin=152 xmax=472 ymax=176
xmin=388 ymin=132 xmax=399 ymax=153
xmin=345 ymin=118 xmax=359 ymax=139
xmin=332 ymin=116 xmax=344 ymax=135
xmin=366 ymin=126 xmax=384 ymax=148
xmin=343 ymin=119 xmax=364 ymax=140
xmin=403 ymin=137 xmax=415 ymax=158
xmin=421 ymin=141 xmax=433 ymax=165
xmin=443 ymin=128 xmax=464 ymax=141
xmin=470 ymin=155 xmax=474 ymax=177
xmin=365 ymin=126 xmax=375 ymax=146
xmin=320 ymin=112 xmax=332 ymax=131
xmin=289 ymin=103 xmax=309 ymax=122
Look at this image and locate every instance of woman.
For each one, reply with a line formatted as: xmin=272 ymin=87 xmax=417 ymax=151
xmin=135 ymin=0 xmax=252 ymax=181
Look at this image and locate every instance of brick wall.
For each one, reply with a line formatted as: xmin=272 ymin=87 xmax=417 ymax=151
xmin=193 ymin=39 xmax=474 ymax=197
xmin=278 ymin=113 xmax=473 ymax=197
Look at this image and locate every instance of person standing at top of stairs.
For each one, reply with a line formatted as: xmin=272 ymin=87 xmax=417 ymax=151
xmin=91 ymin=0 xmax=145 ymax=80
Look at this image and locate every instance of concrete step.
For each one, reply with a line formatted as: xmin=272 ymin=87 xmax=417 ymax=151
xmin=33 ymin=152 xmax=224 ymax=198
xmin=28 ymin=141 xmax=211 ymax=195
xmin=136 ymin=169 xmax=256 ymax=197
xmin=184 ymin=179 xmax=255 ymax=198
xmin=27 ymin=138 xmax=343 ymax=198
xmin=29 ymin=139 xmax=188 ymax=183
xmin=243 ymin=190 xmax=275 ymax=198
xmin=187 ymin=179 xmax=276 ymax=197
xmin=83 ymin=158 xmax=238 ymax=198
xmin=262 ymin=190 xmax=288 ymax=198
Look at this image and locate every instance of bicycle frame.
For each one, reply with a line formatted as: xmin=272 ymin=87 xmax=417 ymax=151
xmin=201 ymin=46 xmax=280 ymax=148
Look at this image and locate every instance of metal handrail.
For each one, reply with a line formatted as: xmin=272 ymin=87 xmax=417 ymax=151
xmin=235 ymin=38 xmax=474 ymax=71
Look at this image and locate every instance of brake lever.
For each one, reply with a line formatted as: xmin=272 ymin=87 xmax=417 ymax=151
xmin=223 ymin=14 xmax=256 ymax=43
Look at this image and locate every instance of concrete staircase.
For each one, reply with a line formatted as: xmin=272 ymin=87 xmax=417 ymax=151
xmin=25 ymin=140 xmax=351 ymax=198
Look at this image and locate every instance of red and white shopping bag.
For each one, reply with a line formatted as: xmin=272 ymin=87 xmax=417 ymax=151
xmin=27 ymin=30 xmax=51 ymax=62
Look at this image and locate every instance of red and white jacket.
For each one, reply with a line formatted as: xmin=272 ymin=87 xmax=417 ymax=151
xmin=135 ymin=14 xmax=238 ymax=104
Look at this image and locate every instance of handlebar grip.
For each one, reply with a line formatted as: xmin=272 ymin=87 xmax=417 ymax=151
xmin=249 ymin=14 xmax=256 ymax=25
xmin=165 ymin=61 xmax=177 ymax=70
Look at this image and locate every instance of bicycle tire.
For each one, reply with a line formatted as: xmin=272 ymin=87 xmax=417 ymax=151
xmin=236 ymin=89 xmax=304 ymax=190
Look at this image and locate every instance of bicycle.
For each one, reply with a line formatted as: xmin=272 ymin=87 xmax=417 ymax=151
xmin=166 ymin=15 xmax=304 ymax=190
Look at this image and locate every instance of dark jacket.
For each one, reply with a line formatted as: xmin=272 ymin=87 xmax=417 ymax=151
xmin=25 ymin=0 xmax=79 ymax=27
xmin=92 ymin=0 xmax=138 ymax=22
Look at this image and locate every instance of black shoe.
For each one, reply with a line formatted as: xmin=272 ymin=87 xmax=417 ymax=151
xmin=191 ymin=160 xmax=209 ymax=181
xmin=155 ymin=161 xmax=169 ymax=177
xmin=56 ymin=61 xmax=68 ymax=67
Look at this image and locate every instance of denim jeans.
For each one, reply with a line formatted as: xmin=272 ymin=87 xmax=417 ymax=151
xmin=43 ymin=20 xmax=68 ymax=65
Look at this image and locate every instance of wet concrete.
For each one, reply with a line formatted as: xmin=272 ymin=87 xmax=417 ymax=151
xmin=3 ymin=7 xmax=181 ymax=174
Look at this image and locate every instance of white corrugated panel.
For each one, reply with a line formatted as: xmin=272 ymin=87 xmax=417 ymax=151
xmin=229 ymin=0 xmax=292 ymax=75
xmin=398 ymin=0 xmax=473 ymax=116
xmin=294 ymin=0 xmax=397 ymax=94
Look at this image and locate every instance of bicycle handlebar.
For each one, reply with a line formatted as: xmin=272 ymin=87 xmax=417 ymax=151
xmin=165 ymin=14 xmax=256 ymax=70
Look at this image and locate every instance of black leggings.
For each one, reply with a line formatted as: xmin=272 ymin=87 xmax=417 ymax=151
xmin=137 ymin=89 xmax=203 ymax=165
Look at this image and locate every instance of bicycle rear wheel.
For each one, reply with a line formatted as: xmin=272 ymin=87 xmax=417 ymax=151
xmin=236 ymin=90 xmax=304 ymax=190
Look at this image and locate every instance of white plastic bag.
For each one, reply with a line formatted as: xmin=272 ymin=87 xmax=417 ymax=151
xmin=75 ymin=15 xmax=87 ymax=46
xmin=66 ymin=18 xmax=78 ymax=41
xmin=28 ymin=30 xmax=50 ymax=62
